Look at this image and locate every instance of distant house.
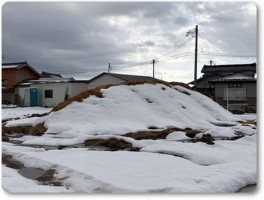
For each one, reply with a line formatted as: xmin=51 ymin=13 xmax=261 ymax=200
xmin=2 ymin=62 xmax=41 ymax=104
xmin=17 ymin=77 xmax=89 ymax=107
xmin=189 ymin=63 xmax=256 ymax=99
xmin=41 ymin=71 xmax=63 ymax=78
xmin=86 ymin=72 xmax=157 ymax=89
xmin=209 ymin=74 xmax=257 ymax=113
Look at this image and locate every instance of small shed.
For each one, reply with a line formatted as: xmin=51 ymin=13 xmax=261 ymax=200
xmin=17 ymin=78 xmax=89 ymax=107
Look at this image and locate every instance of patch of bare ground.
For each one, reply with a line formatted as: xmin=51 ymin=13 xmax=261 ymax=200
xmin=2 ymin=154 xmax=24 ymax=169
xmin=2 ymin=154 xmax=64 ymax=186
xmin=124 ymin=127 xmax=201 ymax=140
xmin=241 ymin=120 xmax=257 ymax=127
xmin=36 ymin=169 xmax=64 ymax=186
xmin=169 ymin=81 xmax=192 ymax=89
xmin=188 ymin=134 xmax=215 ymax=145
xmin=85 ymin=138 xmax=140 ymax=151
xmin=211 ymin=122 xmax=236 ymax=127
xmin=174 ymin=88 xmax=191 ymax=95
xmin=2 ymin=123 xmax=47 ymax=140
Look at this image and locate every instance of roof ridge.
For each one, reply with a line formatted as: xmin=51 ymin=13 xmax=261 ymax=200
xmin=203 ymin=62 xmax=256 ymax=68
xmin=2 ymin=61 xmax=27 ymax=65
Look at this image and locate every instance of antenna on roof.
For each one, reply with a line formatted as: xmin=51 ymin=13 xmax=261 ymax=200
xmin=108 ymin=63 xmax=111 ymax=73
xmin=209 ymin=60 xmax=216 ymax=66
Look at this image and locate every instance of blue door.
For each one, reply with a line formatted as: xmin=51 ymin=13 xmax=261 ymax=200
xmin=30 ymin=88 xmax=38 ymax=106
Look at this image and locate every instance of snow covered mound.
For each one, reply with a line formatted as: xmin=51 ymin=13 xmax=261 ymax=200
xmin=5 ymin=82 xmax=250 ymax=146
xmin=45 ymin=83 xmax=239 ymax=134
xmin=2 ymin=83 xmax=257 ymax=193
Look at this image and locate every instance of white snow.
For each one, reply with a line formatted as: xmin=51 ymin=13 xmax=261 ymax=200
xmin=1 ymin=83 xmax=257 ymax=193
xmin=5 ymin=84 xmax=243 ymax=146
xmin=2 ymin=135 xmax=256 ymax=193
xmin=166 ymin=131 xmax=190 ymax=141
xmin=1 ymin=106 xmax=52 ymax=121
xmin=2 ymin=165 xmax=68 ymax=193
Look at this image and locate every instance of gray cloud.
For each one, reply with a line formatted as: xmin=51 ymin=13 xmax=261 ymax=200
xmin=2 ymin=2 xmax=257 ymax=82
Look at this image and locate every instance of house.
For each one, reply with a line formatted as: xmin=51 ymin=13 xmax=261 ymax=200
xmin=86 ymin=72 xmax=157 ymax=89
xmin=189 ymin=63 xmax=256 ymax=99
xmin=2 ymin=62 xmax=41 ymax=104
xmin=16 ymin=72 xmax=159 ymax=108
xmin=41 ymin=71 xmax=63 ymax=78
xmin=17 ymin=78 xmax=89 ymax=107
xmin=209 ymin=74 xmax=257 ymax=113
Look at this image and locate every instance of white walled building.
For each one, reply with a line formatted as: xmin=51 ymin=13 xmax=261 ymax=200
xmin=16 ymin=73 xmax=157 ymax=107
xmin=17 ymin=78 xmax=88 ymax=107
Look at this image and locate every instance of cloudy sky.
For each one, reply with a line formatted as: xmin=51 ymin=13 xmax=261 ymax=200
xmin=2 ymin=1 xmax=257 ymax=83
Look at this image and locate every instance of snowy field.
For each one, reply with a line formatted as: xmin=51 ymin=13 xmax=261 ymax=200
xmin=1 ymin=83 xmax=257 ymax=193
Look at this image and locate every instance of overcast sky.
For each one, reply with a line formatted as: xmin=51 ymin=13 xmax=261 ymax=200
xmin=2 ymin=1 xmax=257 ymax=83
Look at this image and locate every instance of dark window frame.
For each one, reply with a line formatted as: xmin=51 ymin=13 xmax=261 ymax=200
xmin=45 ymin=90 xmax=53 ymax=98
xmin=228 ymin=83 xmax=242 ymax=88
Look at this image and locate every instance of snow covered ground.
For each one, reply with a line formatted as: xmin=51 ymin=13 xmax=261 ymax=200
xmin=1 ymin=83 xmax=257 ymax=193
xmin=1 ymin=106 xmax=52 ymax=121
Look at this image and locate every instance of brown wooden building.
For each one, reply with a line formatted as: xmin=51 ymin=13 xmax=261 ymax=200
xmin=2 ymin=61 xmax=40 ymax=104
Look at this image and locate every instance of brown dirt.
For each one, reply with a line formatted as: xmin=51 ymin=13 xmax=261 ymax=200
xmin=85 ymin=138 xmax=139 ymax=151
xmin=124 ymin=127 xmax=201 ymax=140
xmin=2 ymin=154 xmax=64 ymax=186
xmin=169 ymin=81 xmax=192 ymax=89
xmin=211 ymin=122 xmax=236 ymax=127
xmin=174 ymin=87 xmax=191 ymax=95
xmin=2 ymin=154 xmax=24 ymax=169
xmin=2 ymin=123 xmax=47 ymax=136
xmin=36 ymin=169 xmax=64 ymax=186
xmin=2 ymin=132 xmax=10 ymax=142
xmin=241 ymin=120 xmax=257 ymax=127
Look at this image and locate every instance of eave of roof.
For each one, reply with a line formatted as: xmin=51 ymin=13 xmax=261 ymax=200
xmin=2 ymin=61 xmax=28 ymax=69
xmin=188 ymin=73 xmax=223 ymax=84
xmin=2 ymin=61 xmax=41 ymax=77
xmin=86 ymin=72 xmax=157 ymax=84
xmin=201 ymin=63 xmax=256 ymax=73
xmin=209 ymin=74 xmax=257 ymax=83
xmin=108 ymin=72 xmax=156 ymax=81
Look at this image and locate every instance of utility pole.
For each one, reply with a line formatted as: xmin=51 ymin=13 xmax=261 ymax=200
xmin=194 ymin=25 xmax=198 ymax=91
xmin=152 ymin=59 xmax=155 ymax=78
xmin=186 ymin=25 xmax=198 ymax=90
xmin=108 ymin=63 xmax=111 ymax=73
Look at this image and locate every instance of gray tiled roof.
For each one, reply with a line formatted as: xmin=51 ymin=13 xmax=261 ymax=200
xmin=210 ymin=74 xmax=256 ymax=83
xmin=2 ymin=61 xmax=28 ymax=69
xmin=2 ymin=61 xmax=40 ymax=77
xmin=201 ymin=63 xmax=256 ymax=73
xmin=108 ymin=73 xmax=156 ymax=81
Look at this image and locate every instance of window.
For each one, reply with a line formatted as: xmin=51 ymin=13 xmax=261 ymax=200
xmin=2 ymin=79 xmax=7 ymax=86
xmin=224 ymin=88 xmax=246 ymax=101
xmin=228 ymin=83 xmax=242 ymax=88
xmin=45 ymin=90 xmax=53 ymax=98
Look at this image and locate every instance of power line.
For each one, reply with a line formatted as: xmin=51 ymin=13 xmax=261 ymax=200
xmin=156 ymin=37 xmax=194 ymax=60
xmin=200 ymin=51 xmax=256 ymax=58
xmin=156 ymin=52 xmax=194 ymax=63
xmin=199 ymin=33 xmax=236 ymax=64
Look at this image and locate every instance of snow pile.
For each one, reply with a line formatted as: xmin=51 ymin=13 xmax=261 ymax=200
xmin=2 ymin=134 xmax=256 ymax=193
xmin=5 ymin=83 xmax=243 ymax=146
xmin=1 ymin=83 xmax=257 ymax=193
